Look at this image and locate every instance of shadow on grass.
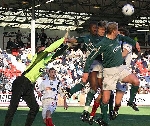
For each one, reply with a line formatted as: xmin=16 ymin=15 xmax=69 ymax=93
xmin=0 ymin=107 xmax=150 ymax=126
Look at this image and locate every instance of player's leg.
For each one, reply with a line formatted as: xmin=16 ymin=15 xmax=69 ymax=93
xmin=80 ymin=71 xmax=98 ymax=122
xmin=89 ymin=93 xmax=101 ymax=125
xmin=98 ymin=66 xmax=122 ymax=126
xmin=4 ymin=77 xmax=23 ymax=126
xmin=64 ymin=81 xmax=86 ymax=98
xmin=99 ymin=90 xmax=111 ymax=126
xmin=45 ymin=100 xmax=56 ymax=126
xmin=81 ymin=61 xmax=103 ymax=122
xmin=108 ymin=90 xmax=114 ymax=118
xmin=122 ymin=73 xmax=140 ymax=111
xmin=22 ymin=83 xmax=39 ymax=126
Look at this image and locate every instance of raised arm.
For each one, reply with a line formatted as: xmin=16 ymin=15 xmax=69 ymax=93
xmin=118 ymin=34 xmax=140 ymax=52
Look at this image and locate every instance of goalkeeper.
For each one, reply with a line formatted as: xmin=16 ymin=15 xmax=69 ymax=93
xmin=4 ymin=32 xmax=69 ymax=126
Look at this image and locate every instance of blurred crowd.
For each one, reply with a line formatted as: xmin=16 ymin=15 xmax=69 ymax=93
xmin=1 ymin=45 xmax=150 ymax=94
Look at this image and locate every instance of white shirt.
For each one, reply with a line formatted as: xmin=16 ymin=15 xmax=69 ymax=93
xmin=123 ymin=42 xmax=132 ymax=67
xmin=38 ymin=78 xmax=64 ymax=100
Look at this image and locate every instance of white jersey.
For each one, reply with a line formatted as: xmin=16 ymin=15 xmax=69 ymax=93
xmin=38 ymin=78 xmax=64 ymax=100
xmin=123 ymin=42 xmax=132 ymax=67
xmin=116 ymin=42 xmax=132 ymax=92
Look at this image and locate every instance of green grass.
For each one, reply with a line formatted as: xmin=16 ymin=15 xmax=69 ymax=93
xmin=0 ymin=106 xmax=150 ymax=126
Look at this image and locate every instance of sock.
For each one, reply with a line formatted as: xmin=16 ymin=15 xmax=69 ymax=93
xmin=114 ymin=104 xmax=121 ymax=111
xmin=85 ymin=89 xmax=96 ymax=106
xmin=90 ymin=100 xmax=100 ymax=116
xmin=46 ymin=118 xmax=53 ymax=126
xmin=129 ymin=85 xmax=139 ymax=103
xmin=109 ymin=91 xmax=114 ymax=113
xmin=69 ymin=82 xmax=85 ymax=95
xmin=101 ymin=101 xmax=109 ymax=124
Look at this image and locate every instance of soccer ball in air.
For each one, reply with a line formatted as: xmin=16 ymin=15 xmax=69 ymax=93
xmin=122 ymin=4 xmax=134 ymax=16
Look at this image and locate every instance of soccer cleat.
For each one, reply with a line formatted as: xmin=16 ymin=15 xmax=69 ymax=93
xmin=88 ymin=116 xmax=94 ymax=125
xmin=109 ymin=110 xmax=118 ymax=120
xmin=80 ymin=110 xmax=89 ymax=122
xmin=95 ymin=118 xmax=109 ymax=126
xmin=127 ymin=101 xmax=139 ymax=111
xmin=95 ymin=117 xmax=103 ymax=125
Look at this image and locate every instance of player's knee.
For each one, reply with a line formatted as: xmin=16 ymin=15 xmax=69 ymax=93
xmin=46 ymin=110 xmax=51 ymax=118
xmin=133 ymin=78 xmax=140 ymax=86
xmin=90 ymin=85 xmax=97 ymax=92
xmin=102 ymin=98 xmax=109 ymax=104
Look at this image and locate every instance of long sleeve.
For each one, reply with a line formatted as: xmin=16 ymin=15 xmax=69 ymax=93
xmin=118 ymin=35 xmax=136 ymax=46
xmin=44 ymin=37 xmax=65 ymax=52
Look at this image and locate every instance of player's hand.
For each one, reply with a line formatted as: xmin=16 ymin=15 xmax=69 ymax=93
xmin=136 ymin=42 xmax=140 ymax=52
xmin=82 ymin=73 xmax=89 ymax=83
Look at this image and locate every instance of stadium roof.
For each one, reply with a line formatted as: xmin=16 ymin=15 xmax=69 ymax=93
xmin=0 ymin=0 xmax=150 ymax=32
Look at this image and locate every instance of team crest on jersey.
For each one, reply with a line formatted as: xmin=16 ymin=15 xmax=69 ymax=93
xmin=113 ymin=45 xmax=121 ymax=53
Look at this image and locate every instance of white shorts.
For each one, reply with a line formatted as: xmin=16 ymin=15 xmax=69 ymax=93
xmin=42 ymin=98 xmax=57 ymax=119
xmin=89 ymin=60 xmax=103 ymax=78
xmin=103 ymin=65 xmax=131 ymax=90
xmin=116 ymin=82 xmax=128 ymax=92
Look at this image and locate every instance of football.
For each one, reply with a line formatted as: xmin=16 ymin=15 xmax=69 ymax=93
xmin=122 ymin=4 xmax=134 ymax=16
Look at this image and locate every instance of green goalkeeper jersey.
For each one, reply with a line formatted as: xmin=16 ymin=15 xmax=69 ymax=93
xmin=84 ymin=35 xmax=136 ymax=73
xmin=24 ymin=38 xmax=65 ymax=83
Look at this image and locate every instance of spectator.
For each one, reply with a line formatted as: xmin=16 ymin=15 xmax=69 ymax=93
xmin=17 ymin=38 xmax=24 ymax=48
xmin=40 ymin=29 xmax=47 ymax=46
xmin=16 ymin=30 xmax=22 ymax=40
xmin=6 ymin=38 xmax=13 ymax=51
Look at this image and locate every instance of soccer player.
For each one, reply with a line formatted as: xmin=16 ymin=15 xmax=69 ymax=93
xmin=37 ymin=67 xmax=68 ymax=126
xmin=110 ymin=28 xmax=139 ymax=120
xmin=88 ymin=28 xmax=139 ymax=123
xmin=65 ymin=21 xmax=106 ymax=122
xmin=4 ymin=32 xmax=69 ymax=126
xmin=82 ymin=22 xmax=140 ymax=126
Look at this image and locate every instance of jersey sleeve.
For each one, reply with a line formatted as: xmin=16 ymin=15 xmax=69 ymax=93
xmin=38 ymin=80 xmax=45 ymax=92
xmin=76 ymin=36 xmax=89 ymax=43
xmin=83 ymin=42 xmax=103 ymax=73
xmin=118 ymin=35 xmax=136 ymax=46
xmin=44 ymin=37 xmax=65 ymax=53
xmin=123 ymin=43 xmax=132 ymax=53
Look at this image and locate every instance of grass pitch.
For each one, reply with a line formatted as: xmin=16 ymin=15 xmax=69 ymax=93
xmin=0 ymin=106 xmax=150 ymax=126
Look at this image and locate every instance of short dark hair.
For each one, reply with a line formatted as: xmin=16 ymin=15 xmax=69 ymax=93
xmin=118 ymin=28 xmax=129 ymax=36
xmin=49 ymin=67 xmax=55 ymax=72
xmin=98 ymin=20 xmax=108 ymax=28
xmin=89 ymin=21 xmax=97 ymax=28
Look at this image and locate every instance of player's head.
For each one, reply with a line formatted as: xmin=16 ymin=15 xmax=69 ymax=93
xmin=89 ymin=21 xmax=98 ymax=35
xmin=97 ymin=20 xmax=107 ymax=36
xmin=106 ymin=22 xmax=118 ymax=37
xmin=36 ymin=46 xmax=45 ymax=53
xmin=48 ymin=67 xmax=56 ymax=79
xmin=118 ymin=28 xmax=129 ymax=36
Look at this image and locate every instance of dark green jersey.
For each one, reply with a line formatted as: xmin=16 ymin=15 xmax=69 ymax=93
xmin=84 ymin=35 xmax=136 ymax=72
xmin=77 ymin=34 xmax=103 ymax=61
xmin=24 ymin=38 xmax=65 ymax=83
xmin=77 ymin=34 xmax=101 ymax=52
